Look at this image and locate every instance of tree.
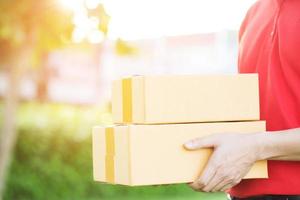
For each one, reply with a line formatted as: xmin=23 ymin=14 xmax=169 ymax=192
xmin=0 ymin=0 xmax=73 ymax=198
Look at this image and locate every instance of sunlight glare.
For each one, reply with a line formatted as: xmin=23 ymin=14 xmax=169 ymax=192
xmin=72 ymin=27 xmax=87 ymax=43
xmin=87 ymin=30 xmax=104 ymax=43
xmin=58 ymin=0 xmax=85 ymax=12
xmin=102 ymin=0 xmax=257 ymax=40
xmin=85 ymin=0 xmax=101 ymax=9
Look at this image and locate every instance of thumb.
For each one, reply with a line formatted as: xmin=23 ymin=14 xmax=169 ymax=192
xmin=184 ymin=135 xmax=219 ymax=150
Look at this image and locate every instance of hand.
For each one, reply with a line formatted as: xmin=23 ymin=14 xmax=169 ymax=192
xmin=184 ymin=133 xmax=263 ymax=192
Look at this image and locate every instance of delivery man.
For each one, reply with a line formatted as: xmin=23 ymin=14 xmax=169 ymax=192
xmin=184 ymin=0 xmax=300 ymax=199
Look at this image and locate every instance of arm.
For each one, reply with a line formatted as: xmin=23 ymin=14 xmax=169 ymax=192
xmin=257 ymin=128 xmax=300 ymax=161
xmin=184 ymin=128 xmax=300 ymax=192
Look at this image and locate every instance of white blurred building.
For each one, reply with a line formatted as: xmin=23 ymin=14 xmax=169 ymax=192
xmin=100 ymin=30 xmax=239 ymax=102
xmin=0 ymin=30 xmax=239 ymax=104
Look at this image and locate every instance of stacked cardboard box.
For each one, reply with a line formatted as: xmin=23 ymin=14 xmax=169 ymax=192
xmin=93 ymin=74 xmax=268 ymax=186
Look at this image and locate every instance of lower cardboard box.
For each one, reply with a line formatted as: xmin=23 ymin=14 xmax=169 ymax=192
xmin=93 ymin=121 xmax=268 ymax=186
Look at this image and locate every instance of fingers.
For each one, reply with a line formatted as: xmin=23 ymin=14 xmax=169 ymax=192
xmin=211 ymin=179 xmax=230 ymax=192
xmin=201 ymin=164 xmax=230 ymax=192
xmin=188 ymin=154 xmax=242 ymax=193
xmin=189 ymin=173 xmax=241 ymax=193
xmin=220 ymin=179 xmax=241 ymax=192
xmin=201 ymin=173 xmax=224 ymax=192
xmin=201 ymin=167 xmax=242 ymax=192
xmin=197 ymin=159 xmax=218 ymax=189
xmin=211 ymin=178 xmax=239 ymax=192
xmin=184 ymin=134 xmax=222 ymax=150
xmin=188 ymin=182 xmax=202 ymax=192
xmin=188 ymin=155 xmax=219 ymax=192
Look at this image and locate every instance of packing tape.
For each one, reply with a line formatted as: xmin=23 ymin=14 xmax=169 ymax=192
xmin=105 ymin=127 xmax=115 ymax=156
xmin=105 ymin=156 xmax=115 ymax=183
xmin=105 ymin=127 xmax=115 ymax=183
xmin=122 ymin=78 xmax=132 ymax=123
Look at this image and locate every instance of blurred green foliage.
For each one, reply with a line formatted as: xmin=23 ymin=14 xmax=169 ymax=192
xmin=2 ymin=102 xmax=227 ymax=200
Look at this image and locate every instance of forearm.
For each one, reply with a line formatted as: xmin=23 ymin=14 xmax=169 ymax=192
xmin=256 ymin=128 xmax=300 ymax=161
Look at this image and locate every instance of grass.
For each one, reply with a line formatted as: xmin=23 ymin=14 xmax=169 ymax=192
xmin=2 ymin=102 xmax=229 ymax=200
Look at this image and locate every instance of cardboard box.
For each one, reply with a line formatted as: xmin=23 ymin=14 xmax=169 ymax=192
xmin=93 ymin=121 xmax=268 ymax=185
xmin=112 ymin=74 xmax=260 ymax=124
xmin=92 ymin=126 xmax=127 ymax=182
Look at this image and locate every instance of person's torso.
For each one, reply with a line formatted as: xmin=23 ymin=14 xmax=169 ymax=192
xmin=229 ymin=0 xmax=300 ymax=197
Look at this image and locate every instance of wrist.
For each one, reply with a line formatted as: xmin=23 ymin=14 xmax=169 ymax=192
xmin=252 ymin=131 xmax=286 ymax=160
xmin=237 ymin=132 xmax=267 ymax=162
xmin=251 ymin=132 xmax=273 ymax=160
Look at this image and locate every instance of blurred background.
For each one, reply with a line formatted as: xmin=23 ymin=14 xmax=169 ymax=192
xmin=0 ymin=0 xmax=256 ymax=199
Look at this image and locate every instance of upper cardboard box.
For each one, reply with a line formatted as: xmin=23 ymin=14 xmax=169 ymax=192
xmin=112 ymin=74 xmax=260 ymax=124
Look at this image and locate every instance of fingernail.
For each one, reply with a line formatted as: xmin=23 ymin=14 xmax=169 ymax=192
xmin=197 ymin=183 xmax=204 ymax=188
xmin=184 ymin=142 xmax=194 ymax=149
xmin=197 ymin=181 xmax=205 ymax=188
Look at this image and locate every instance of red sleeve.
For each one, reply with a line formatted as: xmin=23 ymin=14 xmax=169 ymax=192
xmin=239 ymin=1 xmax=261 ymax=43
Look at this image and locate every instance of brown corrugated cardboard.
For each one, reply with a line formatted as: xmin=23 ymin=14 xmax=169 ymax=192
xmin=112 ymin=74 xmax=260 ymax=124
xmin=93 ymin=121 xmax=268 ymax=185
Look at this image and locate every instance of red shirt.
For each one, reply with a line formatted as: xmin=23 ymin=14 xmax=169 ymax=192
xmin=229 ymin=0 xmax=300 ymax=197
